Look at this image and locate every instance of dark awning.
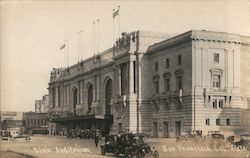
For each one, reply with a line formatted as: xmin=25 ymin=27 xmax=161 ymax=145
xmin=50 ymin=114 xmax=113 ymax=123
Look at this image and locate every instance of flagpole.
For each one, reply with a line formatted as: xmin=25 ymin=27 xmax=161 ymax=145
xmin=97 ymin=19 xmax=100 ymax=54
xmin=67 ymin=39 xmax=69 ymax=68
xmin=113 ymin=9 xmax=115 ymax=47
xmin=80 ymin=30 xmax=83 ymax=61
xmin=93 ymin=21 xmax=96 ymax=56
xmin=77 ymin=32 xmax=80 ymax=63
xmin=63 ymin=40 xmax=67 ymax=68
xmin=118 ymin=5 xmax=120 ymax=38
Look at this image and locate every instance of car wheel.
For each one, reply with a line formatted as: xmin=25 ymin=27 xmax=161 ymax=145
xmin=153 ymin=150 xmax=159 ymax=158
xmin=101 ymin=147 xmax=105 ymax=155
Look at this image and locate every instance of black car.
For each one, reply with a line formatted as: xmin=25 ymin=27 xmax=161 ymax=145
xmin=176 ymin=130 xmax=202 ymax=142
xmin=100 ymin=133 xmax=159 ymax=158
xmin=234 ymin=135 xmax=250 ymax=150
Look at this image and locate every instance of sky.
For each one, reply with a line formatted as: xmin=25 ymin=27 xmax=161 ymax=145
xmin=0 ymin=0 xmax=249 ymax=112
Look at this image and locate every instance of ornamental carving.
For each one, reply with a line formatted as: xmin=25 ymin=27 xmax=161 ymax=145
xmin=163 ymin=72 xmax=171 ymax=79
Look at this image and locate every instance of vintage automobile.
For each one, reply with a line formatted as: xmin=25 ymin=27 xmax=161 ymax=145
xmin=176 ymin=130 xmax=202 ymax=142
xmin=207 ymin=133 xmax=225 ymax=149
xmin=234 ymin=134 xmax=250 ymax=150
xmin=100 ymin=133 xmax=159 ymax=158
xmin=0 ymin=130 xmax=10 ymax=140
xmin=10 ymin=131 xmax=31 ymax=141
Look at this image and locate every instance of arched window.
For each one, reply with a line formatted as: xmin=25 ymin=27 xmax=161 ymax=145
xmin=105 ymin=79 xmax=113 ymax=115
xmin=73 ymin=89 xmax=77 ymax=115
xmin=87 ymin=84 xmax=93 ymax=114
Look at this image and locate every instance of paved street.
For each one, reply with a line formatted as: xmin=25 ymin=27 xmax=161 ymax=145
xmin=1 ymin=135 xmax=250 ymax=158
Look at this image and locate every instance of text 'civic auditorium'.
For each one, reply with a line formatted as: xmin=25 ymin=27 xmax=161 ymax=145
xmin=48 ymin=30 xmax=250 ymax=137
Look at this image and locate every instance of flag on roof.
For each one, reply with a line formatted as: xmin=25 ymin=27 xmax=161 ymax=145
xmin=60 ymin=44 xmax=65 ymax=50
xmin=113 ymin=8 xmax=119 ymax=18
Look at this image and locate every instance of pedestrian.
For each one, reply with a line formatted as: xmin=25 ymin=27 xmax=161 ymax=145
xmin=94 ymin=134 xmax=99 ymax=148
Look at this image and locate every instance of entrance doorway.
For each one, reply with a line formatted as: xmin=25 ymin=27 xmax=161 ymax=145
xmin=73 ymin=89 xmax=77 ymax=115
xmin=105 ymin=79 xmax=112 ymax=115
xmin=87 ymin=84 xmax=93 ymax=114
xmin=163 ymin=122 xmax=169 ymax=138
xmin=153 ymin=122 xmax=158 ymax=137
xmin=175 ymin=121 xmax=181 ymax=137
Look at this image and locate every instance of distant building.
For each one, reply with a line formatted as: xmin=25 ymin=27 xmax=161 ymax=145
xmin=25 ymin=112 xmax=48 ymax=134
xmin=0 ymin=111 xmax=26 ymax=133
xmin=48 ymin=30 xmax=250 ymax=137
xmin=35 ymin=94 xmax=49 ymax=113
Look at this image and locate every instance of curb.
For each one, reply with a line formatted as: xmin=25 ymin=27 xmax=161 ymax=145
xmin=7 ymin=150 xmax=36 ymax=158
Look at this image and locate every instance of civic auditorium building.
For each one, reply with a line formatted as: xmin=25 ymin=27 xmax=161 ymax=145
xmin=48 ymin=30 xmax=250 ymax=137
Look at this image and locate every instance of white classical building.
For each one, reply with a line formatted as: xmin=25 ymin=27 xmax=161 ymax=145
xmin=48 ymin=30 xmax=250 ymax=137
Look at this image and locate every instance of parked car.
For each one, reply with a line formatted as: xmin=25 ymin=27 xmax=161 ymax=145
xmin=10 ymin=131 xmax=31 ymax=141
xmin=207 ymin=133 xmax=225 ymax=149
xmin=234 ymin=135 xmax=250 ymax=150
xmin=176 ymin=130 xmax=202 ymax=142
xmin=0 ymin=130 xmax=10 ymax=140
xmin=100 ymin=133 xmax=159 ymax=158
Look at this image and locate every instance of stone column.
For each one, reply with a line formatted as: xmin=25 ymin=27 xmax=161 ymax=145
xmin=55 ymin=87 xmax=58 ymax=107
xmin=129 ymin=60 xmax=134 ymax=94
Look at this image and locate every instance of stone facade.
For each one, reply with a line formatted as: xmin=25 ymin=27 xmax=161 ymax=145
xmin=35 ymin=94 xmax=49 ymax=113
xmin=48 ymin=30 xmax=250 ymax=137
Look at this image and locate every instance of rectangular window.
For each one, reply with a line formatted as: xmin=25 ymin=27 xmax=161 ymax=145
xmin=166 ymin=79 xmax=170 ymax=92
xmin=219 ymin=100 xmax=223 ymax=109
xmin=226 ymin=118 xmax=231 ymax=126
xmin=213 ymin=100 xmax=217 ymax=109
xmin=216 ymin=118 xmax=220 ymax=125
xmin=155 ymin=81 xmax=159 ymax=93
xmin=155 ymin=61 xmax=158 ymax=72
xmin=178 ymin=55 xmax=182 ymax=66
xmin=213 ymin=75 xmax=220 ymax=88
xmin=214 ymin=53 xmax=219 ymax=63
xmin=177 ymin=76 xmax=182 ymax=90
xmin=165 ymin=58 xmax=170 ymax=69
xmin=205 ymin=118 xmax=210 ymax=126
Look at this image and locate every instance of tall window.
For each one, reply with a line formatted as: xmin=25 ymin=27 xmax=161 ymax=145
xmin=155 ymin=61 xmax=159 ymax=72
xmin=205 ymin=118 xmax=210 ymax=126
xmin=214 ymin=53 xmax=219 ymax=63
xmin=216 ymin=118 xmax=220 ymax=125
xmin=105 ymin=79 xmax=113 ymax=115
xmin=219 ymin=100 xmax=224 ymax=109
xmin=120 ymin=63 xmax=128 ymax=95
xmin=178 ymin=55 xmax=182 ymax=66
xmin=165 ymin=79 xmax=170 ymax=92
xmin=155 ymin=81 xmax=159 ymax=93
xmin=226 ymin=119 xmax=231 ymax=126
xmin=58 ymin=87 xmax=61 ymax=107
xmin=213 ymin=100 xmax=217 ymax=109
xmin=213 ymin=75 xmax=220 ymax=88
xmin=52 ymin=88 xmax=55 ymax=108
xmin=177 ymin=76 xmax=182 ymax=90
xmin=73 ymin=89 xmax=77 ymax=115
xmin=165 ymin=58 xmax=170 ymax=69
xmin=87 ymin=85 xmax=93 ymax=114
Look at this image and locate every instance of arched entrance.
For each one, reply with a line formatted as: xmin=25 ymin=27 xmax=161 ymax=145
xmin=87 ymin=84 xmax=93 ymax=114
xmin=73 ymin=89 xmax=77 ymax=115
xmin=105 ymin=79 xmax=112 ymax=115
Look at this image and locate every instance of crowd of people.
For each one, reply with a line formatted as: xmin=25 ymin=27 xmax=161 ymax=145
xmin=66 ymin=129 xmax=101 ymax=140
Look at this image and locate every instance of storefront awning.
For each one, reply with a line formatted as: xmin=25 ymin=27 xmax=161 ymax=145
xmin=50 ymin=114 xmax=113 ymax=123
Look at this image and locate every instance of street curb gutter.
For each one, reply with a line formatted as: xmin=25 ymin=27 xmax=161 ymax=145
xmin=7 ymin=150 xmax=36 ymax=158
